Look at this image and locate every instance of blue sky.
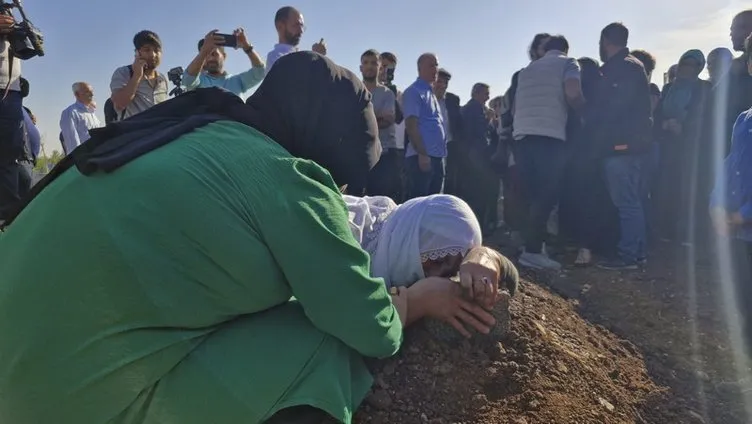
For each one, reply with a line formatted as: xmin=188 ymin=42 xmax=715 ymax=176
xmin=19 ymin=0 xmax=744 ymax=154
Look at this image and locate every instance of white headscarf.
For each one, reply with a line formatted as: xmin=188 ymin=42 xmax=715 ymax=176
xmin=344 ymin=194 xmax=482 ymax=288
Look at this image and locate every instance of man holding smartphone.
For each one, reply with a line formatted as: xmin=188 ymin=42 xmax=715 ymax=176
xmin=183 ymin=28 xmax=265 ymax=98
xmin=109 ymin=30 xmax=169 ymax=121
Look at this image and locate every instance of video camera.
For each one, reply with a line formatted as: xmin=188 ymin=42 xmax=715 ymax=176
xmin=167 ymin=66 xmax=184 ymax=97
xmin=0 ymin=0 xmax=43 ymax=60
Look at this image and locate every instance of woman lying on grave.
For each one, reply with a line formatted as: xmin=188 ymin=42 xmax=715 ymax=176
xmin=0 ymin=52 xmax=516 ymax=424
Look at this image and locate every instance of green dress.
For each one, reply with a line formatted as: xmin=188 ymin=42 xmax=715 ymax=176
xmin=0 ymin=121 xmax=403 ymax=423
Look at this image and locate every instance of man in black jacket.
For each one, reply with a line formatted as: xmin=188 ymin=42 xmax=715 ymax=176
xmin=593 ymin=22 xmax=652 ymax=270
xmin=461 ymin=82 xmax=498 ymax=233
xmin=433 ymin=68 xmax=463 ymax=196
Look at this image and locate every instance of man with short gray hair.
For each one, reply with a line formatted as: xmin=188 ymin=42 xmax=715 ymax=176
xmin=59 ymin=82 xmax=101 ymax=154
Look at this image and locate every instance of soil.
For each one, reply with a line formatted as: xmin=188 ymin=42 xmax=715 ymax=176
xmin=354 ymin=236 xmax=751 ymax=424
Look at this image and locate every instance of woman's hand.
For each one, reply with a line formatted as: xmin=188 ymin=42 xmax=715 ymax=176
xmin=458 ymin=246 xmax=519 ymax=309
xmin=406 ymin=277 xmax=496 ymax=338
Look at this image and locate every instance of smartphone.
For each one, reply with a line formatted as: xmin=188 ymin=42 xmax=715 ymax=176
xmin=215 ymin=33 xmax=237 ymax=49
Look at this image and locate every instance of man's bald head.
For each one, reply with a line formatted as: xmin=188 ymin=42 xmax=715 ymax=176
xmin=416 ymin=53 xmax=439 ymax=83
xmin=275 ymin=6 xmax=304 ymax=46
xmin=732 ymin=10 xmax=752 ymax=51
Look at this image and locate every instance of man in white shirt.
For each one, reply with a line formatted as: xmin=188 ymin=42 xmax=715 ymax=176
xmin=59 ymin=82 xmax=102 ymax=154
xmin=265 ymin=6 xmax=327 ymax=75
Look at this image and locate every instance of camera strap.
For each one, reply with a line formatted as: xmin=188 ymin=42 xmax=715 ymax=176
xmin=2 ymin=46 xmax=15 ymax=100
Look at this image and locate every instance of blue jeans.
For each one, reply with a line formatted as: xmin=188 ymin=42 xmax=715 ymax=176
xmin=405 ymin=155 xmax=444 ymax=200
xmin=640 ymin=143 xmax=660 ymax=237
xmin=604 ymin=155 xmax=646 ymax=263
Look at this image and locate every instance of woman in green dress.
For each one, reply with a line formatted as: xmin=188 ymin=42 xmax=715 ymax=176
xmin=0 ymin=52 xmax=506 ymax=424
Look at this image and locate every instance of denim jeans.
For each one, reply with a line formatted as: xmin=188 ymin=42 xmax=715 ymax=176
xmin=640 ymin=142 xmax=660 ymax=239
xmin=405 ymin=155 xmax=444 ymax=200
xmin=515 ymin=136 xmax=568 ymax=253
xmin=604 ymin=154 xmax=646 ymax=263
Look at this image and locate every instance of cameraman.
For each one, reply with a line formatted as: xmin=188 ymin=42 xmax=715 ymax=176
xmin=0 ymin=13 xmax=27 ymax=221
xmin=183 ymin=29 xmax=265 ymax=98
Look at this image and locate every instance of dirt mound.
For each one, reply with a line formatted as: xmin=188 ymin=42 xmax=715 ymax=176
xmin=355 ymin=281 xmax=670 ymax=424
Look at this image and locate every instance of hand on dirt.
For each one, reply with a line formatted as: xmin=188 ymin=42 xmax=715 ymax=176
xmin=459 ymin=247 xmax=500 ymax=308
xmin=459 ymin=247 xmax=519 ymax=308
xmin=408 ymin=277 xmax=496 ymax=338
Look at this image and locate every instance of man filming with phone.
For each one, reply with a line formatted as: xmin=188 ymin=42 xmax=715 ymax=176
xmin=109 ymin=30 xmax=169 ymax=121
xmin=182 ymin=28 xmax=265 ymax=98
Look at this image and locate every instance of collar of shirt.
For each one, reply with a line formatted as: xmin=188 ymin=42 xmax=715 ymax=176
xmin=602 ymin=48 xmax=630 ymax=72
xmin=202 ymin=71 xmax=230 ymax=80
xmin=74 ymin=101 xmax=96 ymax=113
xmin=273 ymin=43 xmax=297 ymax=55
xmin=413 ymin=78 xmax=433 ymax=91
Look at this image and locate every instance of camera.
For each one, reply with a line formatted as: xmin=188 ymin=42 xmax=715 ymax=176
xmin=0 ymin=0 xmax=43 ymax=60
xmin=385 ymin=67 xmax=395 ymax=85
xmin=167 ymin=66 xmax=185 ymax=97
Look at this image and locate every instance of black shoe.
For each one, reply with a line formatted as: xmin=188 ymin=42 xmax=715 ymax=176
xmin=597 ymin=259 xmax=639 ymax=271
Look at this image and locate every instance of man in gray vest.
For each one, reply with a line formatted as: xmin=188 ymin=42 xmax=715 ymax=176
xmin=512 ymin=34 xmax=585 ymax=270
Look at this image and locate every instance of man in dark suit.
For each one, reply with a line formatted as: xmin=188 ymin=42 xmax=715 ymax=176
xmin=461 ymin=82 xmax=497 ymax=233
xmin=433 ymin=68 xmax=464 ymax=196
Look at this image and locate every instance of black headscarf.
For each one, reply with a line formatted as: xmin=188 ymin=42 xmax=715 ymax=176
xmin=246 ymin=51 xmax=380 ymax=189
xmin=1 ymin=52 xmax=380 ymax=228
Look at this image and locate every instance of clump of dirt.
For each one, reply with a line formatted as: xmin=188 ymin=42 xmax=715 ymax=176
xmin=355 ymin=281 xmax=670 ymax=424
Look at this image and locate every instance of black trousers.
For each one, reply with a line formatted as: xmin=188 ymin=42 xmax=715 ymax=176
xmin=366 ymin=148 xmax=403 ymax=201
xmin=0 ymin=90 xmax=27 ymax=221
xmin=732 ymin=240 xmax=752 ymax=352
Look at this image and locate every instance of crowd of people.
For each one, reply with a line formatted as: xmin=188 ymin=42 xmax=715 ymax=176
xmin=0 ymin=3 xmax=751 ymax=423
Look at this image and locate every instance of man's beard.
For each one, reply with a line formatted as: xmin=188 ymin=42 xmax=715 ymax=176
xmin=206 ymin=62 xmax=221 ymax=75
xmin=285 ymin=31 xmax=301 ymax=46
xmin=362 ymin=75 xmax=377 ymax=83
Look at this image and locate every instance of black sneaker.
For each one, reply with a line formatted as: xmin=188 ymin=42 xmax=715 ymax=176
xmin=637 ymin=257 xmax=647 ymax=266
xmin=597 ymin=259 xmax=639 ymax=271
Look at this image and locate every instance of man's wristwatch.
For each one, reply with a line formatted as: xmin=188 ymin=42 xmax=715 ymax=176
xmin=243 ymin=45 xmax=254 ymax=54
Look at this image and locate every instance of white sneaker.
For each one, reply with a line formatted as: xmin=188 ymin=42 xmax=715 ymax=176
xmin=519 ymin=252 xmax=562 ymax=270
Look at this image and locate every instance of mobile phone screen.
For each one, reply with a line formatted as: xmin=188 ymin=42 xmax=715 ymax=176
xmin=216 ymin=33 xmax=237 ymax=49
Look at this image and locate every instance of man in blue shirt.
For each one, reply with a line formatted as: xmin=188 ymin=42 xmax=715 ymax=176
xmin=59 ymin=82 xmax=102 ymax=155
xmin=403 ymin=53 xmax=446 ymax=199
xmin=183 ymin=29 xmax=265 ymax=98
xmin=710 ymin=34 xmax=752 ymax=352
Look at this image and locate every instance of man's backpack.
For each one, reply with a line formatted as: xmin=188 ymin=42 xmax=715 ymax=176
xmin=104 ymin=65 xmax=134 ymax=124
